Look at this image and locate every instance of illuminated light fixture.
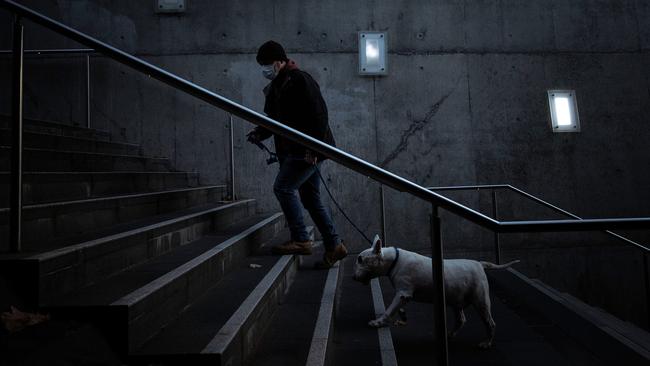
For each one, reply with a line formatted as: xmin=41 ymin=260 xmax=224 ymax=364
xmin=359 ymin=32 xmax=387 ymax=76
xmin=547 ymin=90 xmax=580 ymax=132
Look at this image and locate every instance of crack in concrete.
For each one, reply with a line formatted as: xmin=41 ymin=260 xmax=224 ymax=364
xmin=379 ymin=89 xmax=455 ymax=168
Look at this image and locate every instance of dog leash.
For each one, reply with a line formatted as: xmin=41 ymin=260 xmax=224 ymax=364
xmin=252 ymin=140 xmax=373 ymax=245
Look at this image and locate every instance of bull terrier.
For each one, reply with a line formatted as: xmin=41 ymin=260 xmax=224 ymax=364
xmin=353 ymin=235 xmax=519 ymax=349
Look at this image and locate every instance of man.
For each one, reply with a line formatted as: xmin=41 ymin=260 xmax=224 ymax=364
xmin=247 ymin=40 xmax=347 ymax=268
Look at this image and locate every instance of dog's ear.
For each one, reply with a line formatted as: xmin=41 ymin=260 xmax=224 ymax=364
xmin=372 ymin=235 xmax=382 ymax=255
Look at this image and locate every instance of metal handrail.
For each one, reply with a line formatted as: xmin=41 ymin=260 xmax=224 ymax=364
xmin=428 ymin=183 xmax=650 ymax=332
xmin=428 ymin=184 xmax=649 ymax=252
xmin=2 ymin=0 xmax=649 ymax=234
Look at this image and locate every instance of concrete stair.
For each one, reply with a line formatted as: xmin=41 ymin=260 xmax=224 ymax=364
xmin=0 ymin=171 xmax=201 ymax=206
xmin=0 ymin=116 xmax=111 ymax=141
xmin=130 ymin=226 xmax=312 ymax=364
xmin=242 ymin=240 xmax=337 ymax=366
xmin=0 ymin=185 xmax=227 ymax=251
xmin=0 ymin=146 xmax=172 ymax=172
xmin=2 ymin=200 xmax=257 ymax=303
xmin=0 ymin=128 xmax=141 ymax=155
xmin=0 ymin=118 xmax=302 ymax=365
xmin=43 ymin=214 xmax=289 ymax=356
xmin=324 ymin=258 xmax=386 ymax=366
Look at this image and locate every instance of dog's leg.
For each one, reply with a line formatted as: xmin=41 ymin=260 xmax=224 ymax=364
xmin=369 ymin=292 xmax=411 ymax=328
xmin=448 ymin=308 xmax=466 ymax=339
xmin=476 ymin=298 xmax=496 ymax=349
xmin=393 ymin=308 xmax=407 ymax=326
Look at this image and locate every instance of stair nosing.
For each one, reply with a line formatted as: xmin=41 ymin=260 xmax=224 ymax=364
xmin=306 ymin=261 xmax=341 ymax=366
xmin=0 ymin=115 xmax=111 ymax=135
xmin=0 ymin=145 xmax=168 ymax=160
xmin=27 ymin=199 xmax=255 ymax=262
xmin=113 ymin=212 xmax=283 ymax=307
xmin=0 ymin=171 xmax=199 ymax=175
xmin=201 ymin=253 xmax=294 ymax=355
xmin=0 ymin=128 xmax=141 ymax=148
xmin=0 ymin=184 xmax=226 ymax=212
xmin=371 ymin=278 xmax=398 ymax=366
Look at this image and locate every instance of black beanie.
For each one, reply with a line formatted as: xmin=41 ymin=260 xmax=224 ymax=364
xmin=256 ymin=40 xmax=288 ymax=65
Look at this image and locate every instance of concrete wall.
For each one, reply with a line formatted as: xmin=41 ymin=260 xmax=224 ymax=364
xmin=1 ymin=0 xmax=649 ymax=327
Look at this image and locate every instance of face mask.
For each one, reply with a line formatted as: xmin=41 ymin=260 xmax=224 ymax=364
xmin=261 ymin=64 xmax=276 ymax=80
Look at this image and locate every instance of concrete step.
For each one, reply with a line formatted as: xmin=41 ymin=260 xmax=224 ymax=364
xmin=52 ymin=215 xmax=284 ymax=307
xmin=46 ymin=214 xmax=286 ymax=355
xmin=0 ymin=185 xmax=227 ymax=250
xmin=399 ymin=268 xmax=610 ymax=366
xmin=0 ymin=146 xmax=171 ymax=172
xmin=0 ymin=115 xmax=112 ymax=141
xmin=327 ymin=257 xmax=383 ymax=366
xmin=0 ymin=171 xmax=201 ymax=206
xmin=526 ymin=276 xmax=650 ymax=363
xmin=0 ymin=128 xmax=141 ymax=155
xmin=0 ymin=199 xmax=257 ymax=304
xmin=131 ymin=227 xmax=309 ymax=365
xmin=530 ymin=278 xmax=650 ymax=353
xmin=250 ymin=245 xmax=341 ymax=366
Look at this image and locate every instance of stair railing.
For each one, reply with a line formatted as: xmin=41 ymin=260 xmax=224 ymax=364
xmin=0 ymin=48 xmax=94 ymax=128
xmin=422 ymin=184 xmax=649 ymax=329
xmin=3 ymin=1 xmax=649 ymax=364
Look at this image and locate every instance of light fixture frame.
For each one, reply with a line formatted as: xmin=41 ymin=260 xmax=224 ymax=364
xmin=155 ymin=0 xmax=186 ymax=14
xmin=547 ymin=89 xmax=581 ymax=133
xmin=358 ymin=31 xmax=388 ymax=76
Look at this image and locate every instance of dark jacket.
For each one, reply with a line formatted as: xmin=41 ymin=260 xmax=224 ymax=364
xmin=254 ymin=60 xmax=336 ymax=160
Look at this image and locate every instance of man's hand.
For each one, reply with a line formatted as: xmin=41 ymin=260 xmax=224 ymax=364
xmin=246 ymin=130 xmax=260 ymax=144
xmin=304 ymin=150 xmax=318 ymax=165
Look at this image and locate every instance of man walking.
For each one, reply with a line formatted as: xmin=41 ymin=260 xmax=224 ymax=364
xmin=247 ymin=40 xmax=347 ymax=268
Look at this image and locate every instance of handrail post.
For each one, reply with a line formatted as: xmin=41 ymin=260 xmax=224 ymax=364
xmin=431 ymin=204 xmax=449 ymax=366
xmin=10 ymin=15 xmax=24 ymax=253
xmin=641 ymin=253 xmax=650 ymax=329
xmin=228 ymin=114 xmax=235 ymax=201
xmin=85 ymin=53 xmax=91 ymax=128
xmin=492 ymin=190 xmax=501 ymax=264
xmin=379 ymin=185 xmax=386 ymax=243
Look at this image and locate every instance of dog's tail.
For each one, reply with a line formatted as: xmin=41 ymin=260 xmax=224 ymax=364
xmin=480 ymin=259 xmax=520 ymax=270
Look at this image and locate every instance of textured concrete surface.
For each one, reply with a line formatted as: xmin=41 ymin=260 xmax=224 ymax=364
xmin=0 ymin=0 xmax=649 ymax=327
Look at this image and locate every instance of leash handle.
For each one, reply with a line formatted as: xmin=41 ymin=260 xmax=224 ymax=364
xmin=252 ymin=140 xmax=278 ymax=164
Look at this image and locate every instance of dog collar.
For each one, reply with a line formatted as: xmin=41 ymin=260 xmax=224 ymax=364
xmin=387 ymin=247 xmax=399 ymax=279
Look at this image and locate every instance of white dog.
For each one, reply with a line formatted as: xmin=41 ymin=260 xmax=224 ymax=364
xmin=353 ymin=235 xmax=519 ymax=349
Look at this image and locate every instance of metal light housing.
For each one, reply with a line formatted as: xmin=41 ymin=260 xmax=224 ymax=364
xmin=548 ymin=90 xmax=580 ymax=132
xmin=359 ymin=31 xmax=387 ymax=76
xmin=156 ymin=0 xmax=186 ymax=13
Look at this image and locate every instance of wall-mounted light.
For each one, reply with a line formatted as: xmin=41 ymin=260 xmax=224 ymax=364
xmin=359 ymin=32 xmax=387 ymax=76
xmin=547 ymin=90 xmax=580 ymax=132
xmin=155 ymin=0 xmax=186 ymax=14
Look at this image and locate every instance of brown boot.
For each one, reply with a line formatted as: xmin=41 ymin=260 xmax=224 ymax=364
xmin=315 ymin=242 xmax=348 ymax=269
xmin=271 ymin=240 xmax=313 ymax=255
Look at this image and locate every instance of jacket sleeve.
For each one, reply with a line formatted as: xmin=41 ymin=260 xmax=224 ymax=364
xmin=254 ymin=88 xmax=275 ymax=141
xmin=253 ymin=126 xmax=273 ymax=141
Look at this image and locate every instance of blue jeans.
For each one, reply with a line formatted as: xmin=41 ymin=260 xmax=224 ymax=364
xmin=273 ymin=156 xmax=340 ymax=251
